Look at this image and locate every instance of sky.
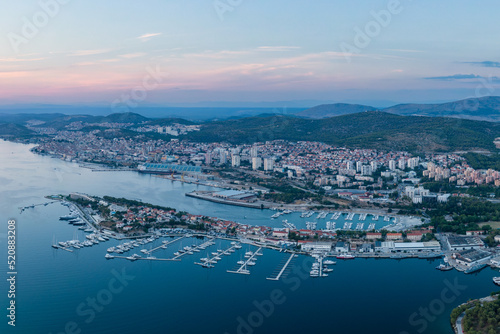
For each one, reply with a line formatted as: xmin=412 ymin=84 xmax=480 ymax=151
xmin=1 ymin=0 xmax=500 ymax=108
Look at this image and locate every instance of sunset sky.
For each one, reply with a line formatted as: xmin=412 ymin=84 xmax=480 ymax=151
xmin=1 ymin=0 xmax=500 ymax=107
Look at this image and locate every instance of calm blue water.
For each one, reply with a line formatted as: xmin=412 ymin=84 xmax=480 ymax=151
xmin=0 ymin=140 xmax=499 ymax=334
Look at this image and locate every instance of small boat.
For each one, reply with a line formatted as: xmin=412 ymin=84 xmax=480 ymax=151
xmin=493 ymin=277 xmax=500 ymax=286
xmin=336 ymin=254 xmax=355 ymax=260
xmin=105 ymin=254 xmax=114 ymax=259
xmin=59 ymin=215 xmax=78 ymax=221
xmin=436 ymin=263 xmax=453 ymax=271
xmin=324 ymin=260 xmax=336 ymax=265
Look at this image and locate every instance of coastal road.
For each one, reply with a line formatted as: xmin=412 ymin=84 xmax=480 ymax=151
xmin=455 ymin=311 xmax=465 ymax=334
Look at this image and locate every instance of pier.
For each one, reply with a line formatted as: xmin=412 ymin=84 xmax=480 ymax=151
xmin=195 ymin=242 xmax=240 ymax=268
xmin=227 ymin=247 xmax=263 ymax=275
xmin=266 ymin=252 xmax=296 ymax=281
xmin=51 ymin=245 xmax=73 ymax=252
xmin=145 ymin=236 xmax=186 ymax=254
xmin=170 ymin=238 xmax=215 ymax=261
xmin=19 ymin=201 xmax=57 ymax=213
xmin=109 ymin=255 xmax=177 ymax=262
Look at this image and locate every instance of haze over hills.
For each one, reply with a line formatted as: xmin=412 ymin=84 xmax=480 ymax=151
xmin=2 ymin=109 xmax=500 ymax=153
xmin=297 ymin=96 xmax=500 ymax=122
xmin=295 ymin=103 xmax=375 ymax=119
xmin=0 ymin=104 xmax=307 ymax=120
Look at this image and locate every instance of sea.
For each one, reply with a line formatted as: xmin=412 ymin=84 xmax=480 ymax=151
xmin=0 ymin=139 xmax=498 ymax=334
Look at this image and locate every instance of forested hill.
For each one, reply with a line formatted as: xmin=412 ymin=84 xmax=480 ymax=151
xmin=185 ymin=111 xmax=500 ymax=153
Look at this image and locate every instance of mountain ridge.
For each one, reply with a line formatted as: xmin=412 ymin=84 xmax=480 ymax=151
xmin=297 ymin=96 xmax=500 ymax=122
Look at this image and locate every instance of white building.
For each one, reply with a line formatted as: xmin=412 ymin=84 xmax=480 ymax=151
xmin=361 ymin=165 xmax=372 ymax=176
xmin=407 ymin=157 xmax=420 ymax=169
xmin=389 ymin=160 xmax=396 ymax=171
xmin=264 ymin=158 xmax=274 ymax=171
xmin=447 ymin=236 xmax=484 ymax=251
xmin=335 ymin=242 xmax=349 ymax=253
xmin=405 ymin=186 xmax=430 ymax=202
xmin=252 ymin=157 xmax=262 ymax=170
xmin=301 ymin=242 xmax=332 ymax=252
xmin=250 ymin=146 xmax=258 ymax=158
xmin=220 ymin=150 xmax=227 ymax=164
xmin=398 ymin=159 xmax=406 ymax=170
xmin=231 ymin=155 xmax=241 ymax=167
xmin=356 ymin=161 xmax=363 ymax=173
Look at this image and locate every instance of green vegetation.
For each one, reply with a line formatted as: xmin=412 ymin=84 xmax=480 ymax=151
xmin=185 ymin=111 xmax=500 ymax=153
xmin=450 ymin=303 xmax=476 ymax=327
xmin=427 ymin=197 xmax=500 ymax=233
xmin=102 ymin=196 xmax=175 ymax=212
xmin=465 ymin=152 xmax=500 ymax=171
xmin=460 ymin=295 xmax=500 ymax=334
xmin=0 ymin=123 xmax=37 ymax=138
xmin=263 ymin=184 xmax=310 ymax=203
xmin=422 ymin=179 xmax=500 ymax=198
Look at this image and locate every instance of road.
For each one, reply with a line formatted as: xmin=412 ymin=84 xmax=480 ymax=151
xmin=455 ymin=311 xmax=465 ymax=334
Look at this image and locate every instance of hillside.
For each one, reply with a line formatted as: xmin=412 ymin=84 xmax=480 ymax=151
xmin=298 ymin=96 xmax=500 ymax=122
xmin=103 ymin=112 xmax=148 ymax=123
xmin=186 ymin=111 xmax=500 ymax=152
xmin=296 ymin=103 xmax=376 ymax=118
xmin=0 ymin=123 xmax=36 ymax=137
xmin=384 ymin=96 xmax=500 ymax=120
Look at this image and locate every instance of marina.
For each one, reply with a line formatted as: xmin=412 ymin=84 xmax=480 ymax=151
xmin=194 ymin=241 xmax=241 ymax=268
xmin=266 ymin=252 xmax=297 ymax=281
xmin=1 ymin=140 xmax=497 ymax=334
xmin=142 ymin=235 xmax=187 ymax=255
xmin=171 ymin=238 xmax=216 ymax=261
xmin=227 ymin=247 xmax=263 ymax=275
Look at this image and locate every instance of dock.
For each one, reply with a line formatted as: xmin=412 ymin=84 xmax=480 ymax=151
xmin=52 ymin=245 xmax=73 ymax=252
xmin=194 ymin=242 xmax=240 ymax=268
xmin=145 ymin=236 xmax=186 ymax=254
xmin=109 ymin=255 xmax=178 ymax=262
xmin=170 ymin=238 xmax=215 ymax=261
xmin=19 ymin=201 xmax=57 ymax=213
xmin=227 ymin=247 xmax=263 ymax=275
xmin=266 ymin=252 xmax=296 ymax=281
